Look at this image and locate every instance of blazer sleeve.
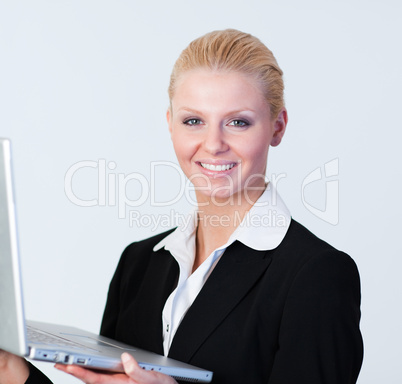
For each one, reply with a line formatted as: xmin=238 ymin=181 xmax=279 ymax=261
xmin=268 ymin=250 xmax=363 ymax=384
xmin=99 ymin=245 xmax=128 ymax=339
xmin=25 ymin=362 xmax=53 ymax=384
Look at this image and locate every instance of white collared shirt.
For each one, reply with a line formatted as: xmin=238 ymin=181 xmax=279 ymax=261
xmin=153 ymin=184 xmax=291 ymax=356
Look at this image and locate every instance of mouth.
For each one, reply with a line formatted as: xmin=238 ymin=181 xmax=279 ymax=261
xmin=198 ymin=162 xmax=237 ymax=172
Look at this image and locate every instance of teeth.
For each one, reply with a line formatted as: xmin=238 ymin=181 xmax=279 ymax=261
xmin=200 ymin=163 xmax=235 ymax=171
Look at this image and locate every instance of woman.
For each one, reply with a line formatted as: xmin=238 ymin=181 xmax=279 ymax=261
xmin=0 ymin=29 xmax=363 ymax=384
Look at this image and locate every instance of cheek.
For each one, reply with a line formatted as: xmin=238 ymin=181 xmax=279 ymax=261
xmin=234 ymin=138 xmax=270 ymax=165
xmin=172 ymin=132 xmax=195 ymax=165
xmin=250 ymin=131 xmax=272 ymax=159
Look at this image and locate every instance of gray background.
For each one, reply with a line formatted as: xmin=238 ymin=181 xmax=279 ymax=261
xmin=1 ymin=0 xmax=401 ymax=382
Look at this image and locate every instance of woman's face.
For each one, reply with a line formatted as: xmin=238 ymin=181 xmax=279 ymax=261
xmin=167 ymin=69 xmax=287 ymax=204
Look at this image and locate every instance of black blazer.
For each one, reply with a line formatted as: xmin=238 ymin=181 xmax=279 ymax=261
xmin=100 ymin=219 xmax=363 ymax=384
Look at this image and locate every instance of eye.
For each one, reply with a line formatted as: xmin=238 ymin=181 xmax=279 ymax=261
xmin=183 ymin=118 xmax=203 ymax=126
xmin=228 ymin=119 xmax=249 ymax=127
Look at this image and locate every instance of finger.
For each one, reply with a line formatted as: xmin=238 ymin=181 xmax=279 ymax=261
xmin=121 ymin=353 xmax=177 ymax=384
xmin=55 ymin=364 xmax=98 ymax=383
xmin=121 ymin=353 xmax=145 ymax=380
xmin=55 ymin=364 xmax=128 ymax=384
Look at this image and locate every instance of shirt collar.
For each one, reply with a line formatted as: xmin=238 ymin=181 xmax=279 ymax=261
xmin=153 ymin=207 xmax=198 ymax=270
xmin=153 ymin=183 xmax=291 ymax=254
xmin=230 ymin=184 xmax=291 ymax=250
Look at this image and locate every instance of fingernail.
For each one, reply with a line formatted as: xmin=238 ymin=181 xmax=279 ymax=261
xmin=121 ymin=352 xmax=130 ymax=363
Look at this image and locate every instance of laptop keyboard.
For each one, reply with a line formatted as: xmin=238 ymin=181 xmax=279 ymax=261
xmin=27 ymin=325 xmax=95 ymax=350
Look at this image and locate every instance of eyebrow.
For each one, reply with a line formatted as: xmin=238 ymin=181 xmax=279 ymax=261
xmin=176 ymin=107 xmax=257 ymax=115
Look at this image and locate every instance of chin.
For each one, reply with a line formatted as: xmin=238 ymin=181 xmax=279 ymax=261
xmin=195 ymin=185 xmax=243 ymax=206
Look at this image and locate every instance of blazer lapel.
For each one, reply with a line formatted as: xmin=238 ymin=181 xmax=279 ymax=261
xmin=168 ymin=241 xmax=272 ymax=362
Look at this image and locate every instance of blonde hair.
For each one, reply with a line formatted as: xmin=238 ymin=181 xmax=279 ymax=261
xmin=168 ymin=29 xmax=285 ymax=118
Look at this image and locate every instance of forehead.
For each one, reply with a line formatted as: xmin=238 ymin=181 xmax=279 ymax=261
xmin=171 ymin=69 xmax=269 ymax=114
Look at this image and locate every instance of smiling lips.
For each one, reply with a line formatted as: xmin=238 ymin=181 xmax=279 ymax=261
xmin=199 ymin=162 xmax=237 ymax=172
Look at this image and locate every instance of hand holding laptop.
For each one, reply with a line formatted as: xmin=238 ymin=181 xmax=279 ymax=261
xmin=0 ymin=350 xmax=177 ymax=384
xmin=55 ymin=352 xmax=177 ymax=384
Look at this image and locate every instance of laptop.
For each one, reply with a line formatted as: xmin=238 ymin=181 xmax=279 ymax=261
xmin=0 ymin=138 xmax=213 ymax=383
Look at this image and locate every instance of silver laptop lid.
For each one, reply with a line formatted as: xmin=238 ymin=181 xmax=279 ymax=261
xmin=0 ymin=138 xmax=28 ymax=356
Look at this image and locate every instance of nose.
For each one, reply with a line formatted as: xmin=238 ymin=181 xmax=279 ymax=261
xmin=203 ymin=124 xmax=229 ymax=155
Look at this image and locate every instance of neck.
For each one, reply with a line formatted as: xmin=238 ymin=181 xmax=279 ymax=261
xmin=192 ymin=187 xmax=265 ymax=272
